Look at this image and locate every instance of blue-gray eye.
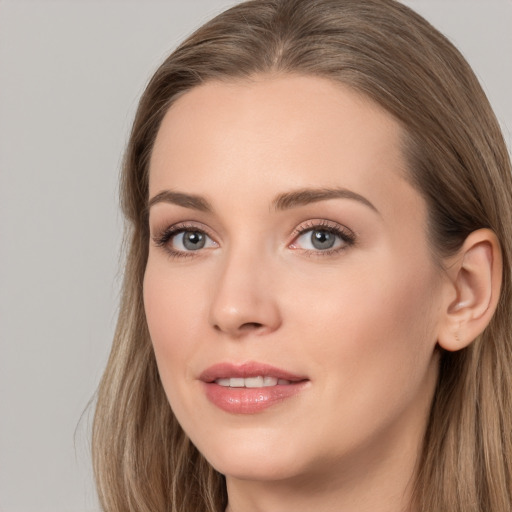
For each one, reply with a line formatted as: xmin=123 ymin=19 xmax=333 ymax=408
xmin=172 ymin=230 xmax=216 ymax=251
xmin=294 ymin=227 xmax=350 ymax=252
xmin=310 ymin=230 xmax=336 ymax=250
xmin=182 ymin=231 xmax=205 ymax=250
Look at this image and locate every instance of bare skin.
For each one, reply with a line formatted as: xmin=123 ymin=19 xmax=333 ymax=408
xmin=143 ymin=75 xmax=498 ymax=512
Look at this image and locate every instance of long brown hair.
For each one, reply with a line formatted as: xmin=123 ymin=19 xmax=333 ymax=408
xmin=92 ymin=1 xmax=512 ymax=510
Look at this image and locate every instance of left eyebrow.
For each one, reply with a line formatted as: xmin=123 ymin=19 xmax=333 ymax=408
xmin=272 ymin=187 xmax=380 ymax=214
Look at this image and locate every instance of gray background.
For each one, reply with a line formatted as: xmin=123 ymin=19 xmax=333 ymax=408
xmin=0 ymin=1 xmax=510 ymax=511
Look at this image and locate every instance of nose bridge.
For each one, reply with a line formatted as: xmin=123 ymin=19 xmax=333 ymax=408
xmin=208 ymin=240 xmax=281 ymax=337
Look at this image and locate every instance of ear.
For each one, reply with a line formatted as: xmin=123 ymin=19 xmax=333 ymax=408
xmin=437 ymin=228 xmax=502 ymax=352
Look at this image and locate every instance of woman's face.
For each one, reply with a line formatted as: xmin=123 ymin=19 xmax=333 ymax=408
xmin=144 ymin=75 xmax=445 ymax=485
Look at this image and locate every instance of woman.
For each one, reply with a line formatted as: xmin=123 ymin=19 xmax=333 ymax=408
xmin=92 ymin=0 xmax=512 ymax=511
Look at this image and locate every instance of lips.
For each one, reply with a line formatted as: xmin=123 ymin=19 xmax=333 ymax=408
xmin=199 ymin=362 xmax=309 ymax=414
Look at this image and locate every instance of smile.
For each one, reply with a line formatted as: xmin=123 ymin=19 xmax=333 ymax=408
xmin=200 ymin=362 xmax=309 ymax=414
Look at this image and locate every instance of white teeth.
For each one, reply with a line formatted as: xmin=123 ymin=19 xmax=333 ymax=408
xmin=214 ymin=376 xmax=290 ymax=387
xmin=230 ymin=378 xmax=245 ymax=388
xmin=263 ymin=376 xmax=278 ymax=386
xmin=245 ymin=376 xmax=264 ymax=388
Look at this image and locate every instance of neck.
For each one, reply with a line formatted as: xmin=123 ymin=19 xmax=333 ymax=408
xmin=224 ymin=444 xmax=418 ymax=512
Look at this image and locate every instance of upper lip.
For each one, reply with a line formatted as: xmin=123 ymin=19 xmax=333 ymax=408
xmin=199 ymin=362 xmax=308 ymax=383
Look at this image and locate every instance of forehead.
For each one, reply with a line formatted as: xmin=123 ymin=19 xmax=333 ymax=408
xmin=149 ymin=74 xmax=420 ymax=221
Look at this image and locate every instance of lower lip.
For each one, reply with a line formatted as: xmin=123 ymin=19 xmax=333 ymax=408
xmin=203 ymin=381 xmax=308 ymax=414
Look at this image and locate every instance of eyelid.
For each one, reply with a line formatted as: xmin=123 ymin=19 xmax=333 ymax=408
xmin=151 ymin=221 xmax=219 ymax=257
xmin=289 ymin=219 xmax=357 ymax=253
xmin=152 ymin=221 xmax=215 ymax=241
xmin=290 ymin=219 xmax=355 ymax=238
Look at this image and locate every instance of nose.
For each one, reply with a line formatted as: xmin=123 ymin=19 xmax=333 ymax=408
xmin=208 ymin=249 xmax=282 ymax=338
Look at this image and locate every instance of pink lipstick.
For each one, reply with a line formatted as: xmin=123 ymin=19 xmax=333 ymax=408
xmin=199 ymin=362 xmax=309 ymax=414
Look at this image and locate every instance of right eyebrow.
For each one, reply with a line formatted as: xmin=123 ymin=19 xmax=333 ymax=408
xmin=147 ymin=190 xmax=213 ymax=213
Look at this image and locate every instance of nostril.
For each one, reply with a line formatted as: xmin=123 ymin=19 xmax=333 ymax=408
xmin=212 ymin=321 xmax=264 ymax=334
xmin=240 ymin=322 xmax=264 ymax=331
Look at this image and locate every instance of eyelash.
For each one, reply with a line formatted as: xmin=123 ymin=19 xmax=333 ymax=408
xmin=152 ymin=220 xmax=356 ymax=259
xmin=290 ymin=220 xmax=356 ymax=257
xmin=152 ymin=222 xmax=214 ymax=260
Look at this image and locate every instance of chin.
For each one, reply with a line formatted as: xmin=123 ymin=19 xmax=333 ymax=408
xmin=193 ymin=429 xmax=308 ymax=482
xmin=211 ymin=455 xmax=304 ymax=483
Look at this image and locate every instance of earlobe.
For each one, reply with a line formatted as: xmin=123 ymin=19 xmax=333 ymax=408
xmin=437 ymin=229 xmax=502 ymax=352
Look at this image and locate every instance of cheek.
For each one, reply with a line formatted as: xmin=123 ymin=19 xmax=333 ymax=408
xmin=291 ymin=252 xmax=441 ymax=408
xmin=293 ymin=250 xmax=439 ymax=344
xmin=143 ymin=259 xmax=205 ymax=394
